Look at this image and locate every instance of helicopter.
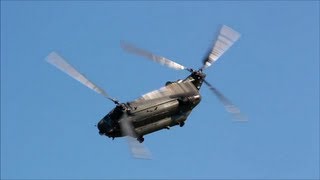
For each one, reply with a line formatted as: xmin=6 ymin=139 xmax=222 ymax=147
xmin=46 ymin=25 xmax=246 ymax=159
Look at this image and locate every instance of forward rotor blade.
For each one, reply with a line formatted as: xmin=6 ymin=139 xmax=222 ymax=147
xmin=204 ymin=80 xmax=247 ymax=122
xmin=202 ymin=25 xmax=241 ymax=70
xmin=120 ymin=118 xmax=152 ymax=159
xmin=121 ymin=41 xmax=189 ymax=71
xmin=46 ymin=52 xmax=119 ymax=104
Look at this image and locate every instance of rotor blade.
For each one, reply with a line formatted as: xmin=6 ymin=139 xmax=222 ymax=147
xmin=202 ymin=25 xmax=241 ymax=70
xmin=121 ymin=41 xmax=190 ymax=71
xmin=120 ymin=118 xmax=152 ymax=159
xmin=204 ymin=80 xmax=247 ymax=122
xmin=46 ymin=52 xmax=119 ymax=104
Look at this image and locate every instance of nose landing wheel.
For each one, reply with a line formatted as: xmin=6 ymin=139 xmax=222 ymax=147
xmin=137 ymin=136 xmax=144 ymax=143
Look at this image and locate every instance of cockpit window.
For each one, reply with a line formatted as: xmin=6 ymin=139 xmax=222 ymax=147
xmin=108 ymin=105 xmax=124 ymax=120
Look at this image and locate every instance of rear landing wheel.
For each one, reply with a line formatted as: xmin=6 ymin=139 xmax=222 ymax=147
xmin=137 ymin=136 xmax=144 ymax=143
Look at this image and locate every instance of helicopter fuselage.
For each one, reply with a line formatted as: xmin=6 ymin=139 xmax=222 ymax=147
xmin=97 ymin=71 xmax=205 ymax=141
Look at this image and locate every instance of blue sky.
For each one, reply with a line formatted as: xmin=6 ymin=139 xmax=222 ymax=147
xmin=1 ymin=1 xmax=319 ymax=179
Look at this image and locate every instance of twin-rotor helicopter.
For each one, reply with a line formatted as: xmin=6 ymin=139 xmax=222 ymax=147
xmin=46 ymin=25 xmax=247 ymax=159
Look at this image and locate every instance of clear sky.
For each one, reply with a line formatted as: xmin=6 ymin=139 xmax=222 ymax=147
xmin=1 ymin=1 xmax=319 ymax=179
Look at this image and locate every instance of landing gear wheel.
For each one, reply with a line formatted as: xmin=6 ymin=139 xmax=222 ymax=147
xmin=179 ymin=122 xmax=185 ymax=127
xmin=137 ymin=136 xmax=144 ymax=143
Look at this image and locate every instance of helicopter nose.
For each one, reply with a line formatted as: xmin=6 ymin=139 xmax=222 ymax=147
xmin=97 ymin=120 xmax=109 ymax=135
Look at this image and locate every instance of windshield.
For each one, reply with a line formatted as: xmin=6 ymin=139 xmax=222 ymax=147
xmin=108 ymin=105 xmax=124 ymax=121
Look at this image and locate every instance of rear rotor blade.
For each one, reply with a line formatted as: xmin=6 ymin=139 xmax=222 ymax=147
xmin=204 ymin=80 xmax=247 ymax=122
xmin=120 ymin=118 xmax=152 ymax=159
xmin=46 ymin=52 xmax=119 ymax=104
xmin=121 ymin=41 xmax=190 ymax=71
xmin=202 ymin=25 xmax=241 ymax=70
